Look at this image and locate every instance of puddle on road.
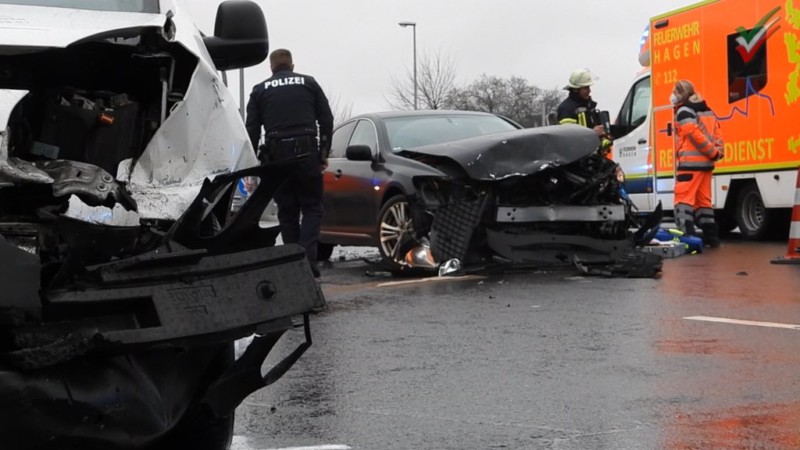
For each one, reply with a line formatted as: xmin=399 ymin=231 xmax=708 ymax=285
xmin=658 ymin=241 xmax=800 ymax=304
xmin=663 ymin=402 xmax=800 ymax=449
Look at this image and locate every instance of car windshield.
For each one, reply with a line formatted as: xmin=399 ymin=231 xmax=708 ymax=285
xmin=385 ymin=114 xmax=518 ymax=151
xmin=0 ymin=0 xmax=159 ymax=13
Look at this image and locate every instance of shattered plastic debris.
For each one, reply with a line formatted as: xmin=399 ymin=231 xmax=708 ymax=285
xmin=404 ymin=237 xmax=438 ymax=269
xmin=438 ymin=258 xmax=461 ymax=276
xmin=64 ymin=195 xmax=140 ymax=227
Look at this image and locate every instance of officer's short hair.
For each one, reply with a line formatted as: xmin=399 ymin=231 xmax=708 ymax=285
xmin=270 ymin=49 xmax=293 ymax=71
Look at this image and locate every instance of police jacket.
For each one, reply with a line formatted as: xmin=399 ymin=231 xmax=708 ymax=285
xmin=556 ymin=92 xmax=599 ymax=127
xmin=674 ymin=99 xmax=724 ymax=172
xmin=245 ymin=68 xmax=334 ymax=159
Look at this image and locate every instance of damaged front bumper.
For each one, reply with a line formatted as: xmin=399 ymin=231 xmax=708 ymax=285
xmin=0 ymin=160 xmax=326 ymax=448
xmin=401 ymin=148 xmax=661 ymax=275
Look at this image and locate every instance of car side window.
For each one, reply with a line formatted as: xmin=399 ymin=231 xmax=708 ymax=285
xmin=348 ymin=120 xmax=378 ymax=154
xmin=330 ymin=121 xmax=357 ymax=158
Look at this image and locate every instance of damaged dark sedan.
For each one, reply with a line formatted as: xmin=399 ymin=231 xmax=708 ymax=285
xmin=320 ymin=110 xmax=659 ymax=275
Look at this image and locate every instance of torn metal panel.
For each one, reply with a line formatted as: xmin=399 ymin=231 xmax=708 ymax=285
xmin=128 ymin=65 xmax=258 ymax=220
xmin=496 ymin=205 xmax=626 ymax=223
xmin=401 ymin=125 xmax=600 ymax=180
xmin=63 ymin=195 xmax=140 ymax=227
xmin=37 ymin=160 xmax=137 ymax=211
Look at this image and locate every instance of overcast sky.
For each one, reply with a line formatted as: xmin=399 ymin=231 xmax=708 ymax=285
xmin=185 ymin=0 xmax=698 ymax=119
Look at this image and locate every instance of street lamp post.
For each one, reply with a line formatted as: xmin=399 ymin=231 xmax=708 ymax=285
xmin=398 ymin=21 xmax=417 ymax=110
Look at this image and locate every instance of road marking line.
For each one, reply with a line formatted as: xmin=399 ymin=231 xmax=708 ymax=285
xmin=684 ymin=316 xmax=800 ymax=330
xmin=377 ymin=275 xmax=485 ymax=288
xmin=264 ymin=446 xmax=352 ymax=450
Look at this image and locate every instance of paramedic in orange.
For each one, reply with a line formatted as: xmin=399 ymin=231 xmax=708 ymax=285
xmin=671 ymin=80 xmax=724 ymax=247
xmin=556 ymin=68 xmax=613 ymax=157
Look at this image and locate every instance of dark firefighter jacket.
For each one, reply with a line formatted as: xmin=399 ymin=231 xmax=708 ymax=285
xmin=556 ymin=92 xmax=612 ymax=155
xmin=556 ymin=92 xmax=599 ymax=127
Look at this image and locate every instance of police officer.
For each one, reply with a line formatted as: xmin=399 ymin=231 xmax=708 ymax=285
xmin=556 ymin=68 xmax=613 ymax=156
xmin=245 ymin=49 xmax=334 ymax=277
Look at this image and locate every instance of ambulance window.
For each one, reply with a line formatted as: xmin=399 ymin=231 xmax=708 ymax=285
xmin=616 ymin=76 xmax=651 ymax=136
xmin=330 ymin=121 xmax=357 ymax=159
xmin=630 ymin=77 xmax=651 ymax=128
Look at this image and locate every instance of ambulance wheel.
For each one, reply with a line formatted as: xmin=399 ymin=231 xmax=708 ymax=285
xmin=735 ymin=183 xmax=770 ymax=240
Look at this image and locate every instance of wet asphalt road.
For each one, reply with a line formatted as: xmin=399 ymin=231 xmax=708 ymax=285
xmin=233 ymin=240 xmax=800 ymax=450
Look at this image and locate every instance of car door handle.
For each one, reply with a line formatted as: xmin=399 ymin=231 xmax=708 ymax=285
xmin=334 ymin=169 xmax=343 ymax=179
xmin=638 ymin=138 xmax=647 ymax=145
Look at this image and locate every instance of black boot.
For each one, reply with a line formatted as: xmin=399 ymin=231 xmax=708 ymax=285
xmin=701 ymin=223 xmax=721 ymax=248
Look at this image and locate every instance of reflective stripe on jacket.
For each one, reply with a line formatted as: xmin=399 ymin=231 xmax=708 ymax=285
xmin=674 ymin=103 xmax=724 ymax=172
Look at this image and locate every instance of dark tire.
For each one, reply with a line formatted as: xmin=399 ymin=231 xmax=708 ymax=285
xmin=317 ymin=242 xmax=335 ymax=261
xmin=155 ymin=343 xmax=236 ymax=450
xmin=715 ymin=210 xmax=737 ymax=237
xmin=734 ymin=183 xmax=772 ymax=240
xmin=377 ymin=195 xmax=414 ymax=270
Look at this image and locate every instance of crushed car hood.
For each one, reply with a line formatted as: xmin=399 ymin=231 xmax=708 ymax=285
xmin=400 ymin=124 xmax=600 ymax=181
xmin=0 ymin=4 xmax=167 ymax=53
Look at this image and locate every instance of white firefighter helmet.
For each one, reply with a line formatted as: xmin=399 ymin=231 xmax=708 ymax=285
xmin=564 ymin=68 xmax=597 ymax=90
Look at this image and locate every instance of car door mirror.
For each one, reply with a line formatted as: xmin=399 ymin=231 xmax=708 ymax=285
xmin=203 ymin=0 xmax=269 ymax=71
xmin=345 ymin=145 xmax=374 ymax=161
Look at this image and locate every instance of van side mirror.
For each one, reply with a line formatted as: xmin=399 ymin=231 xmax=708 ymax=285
xmin=203 ymin=0 xmax=269 ymax=71
xmin=345 ymin=145 xmax=374 ymax=161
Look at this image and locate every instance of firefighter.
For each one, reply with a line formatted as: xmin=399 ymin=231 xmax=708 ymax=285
xmin=556 ymin=68 xmax=613 ymax=156
xmin=671 ymin=79 xmax=724 ymax=247
xmin=245 ymin=49 xmax=334 ymax=277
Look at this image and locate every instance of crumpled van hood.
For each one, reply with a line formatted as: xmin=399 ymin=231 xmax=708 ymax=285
xmin=0 ymin=4 xmax=165 ymax=53
xmin=399 ymin=124 xmax=600 ymax=181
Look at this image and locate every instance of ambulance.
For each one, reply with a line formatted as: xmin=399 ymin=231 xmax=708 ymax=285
xmin=613 ymin=0 xmax=800 ymax=239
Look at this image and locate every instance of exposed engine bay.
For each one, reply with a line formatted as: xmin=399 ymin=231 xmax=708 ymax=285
xmin=399 ymin=126 xmax=662 ymax=276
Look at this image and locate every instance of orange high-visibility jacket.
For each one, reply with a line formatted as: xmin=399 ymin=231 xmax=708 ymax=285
xmin=674 ymin=101 xmax=724 ymax=171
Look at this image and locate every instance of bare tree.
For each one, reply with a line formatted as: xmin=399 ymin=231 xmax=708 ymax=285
xmin=445 ymin=74 xmax=542 ymax=127
xmin=388 ymin=48 xmax=458 ymax=110
xmin=536 ymin=87 xmax=567 ymax=126
xmin=326 ymin=92 xmax=354 ymax=126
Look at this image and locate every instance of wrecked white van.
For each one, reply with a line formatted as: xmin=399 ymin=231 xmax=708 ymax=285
xmin=0 ymin=1 xmax=324 ymax=448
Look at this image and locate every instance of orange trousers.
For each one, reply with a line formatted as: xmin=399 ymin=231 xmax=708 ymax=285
xmin=674 ymin=171 xmax=712 ymax=209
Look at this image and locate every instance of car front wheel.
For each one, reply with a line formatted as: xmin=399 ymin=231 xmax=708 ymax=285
xmin=377 ymin=195 xmax=414 ymax=270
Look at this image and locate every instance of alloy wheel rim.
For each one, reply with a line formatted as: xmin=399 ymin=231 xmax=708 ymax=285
xmin=379 ymin=201 xmax=414 ymax=264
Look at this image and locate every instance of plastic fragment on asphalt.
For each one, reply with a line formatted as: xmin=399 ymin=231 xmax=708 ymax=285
xmin=438 ymin=258 xmax=461 ymax=276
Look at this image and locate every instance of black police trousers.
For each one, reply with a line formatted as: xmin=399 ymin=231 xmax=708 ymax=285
xmin=266 ymin=136 xmax=324 ymax=262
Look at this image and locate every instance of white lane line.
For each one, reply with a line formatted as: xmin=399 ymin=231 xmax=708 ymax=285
xmin=377 ymin=274 xmax=485 ymax=287
xmin=684 ymin=316 xmax=800 ymax=331
xmin=264 ymin=446 xmax=352 ymax=450
xmin=231 ymin=436 xmax=352 ymax=450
